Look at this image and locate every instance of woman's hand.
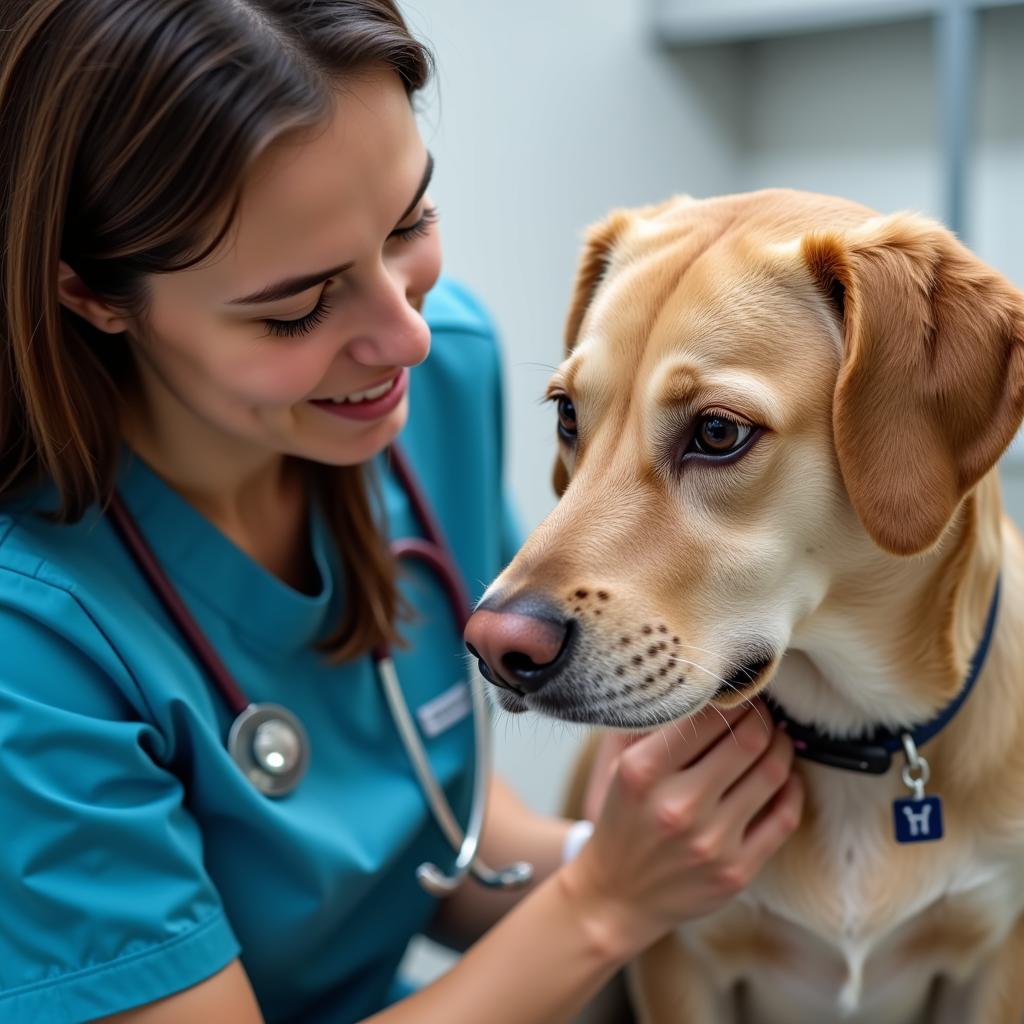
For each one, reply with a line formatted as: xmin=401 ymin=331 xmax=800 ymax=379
xmin=561 ymin=699 xmax=803 ymax=959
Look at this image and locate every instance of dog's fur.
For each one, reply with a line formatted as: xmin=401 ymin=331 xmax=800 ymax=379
xmin=483 ymin=190 xmax=1024 ymax=1023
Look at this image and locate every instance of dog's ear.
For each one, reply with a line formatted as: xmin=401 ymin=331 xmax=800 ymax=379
xmin=801 ymin=214 xmax=1024 ymax=555
xmin=563 ymin=211 xmax=630 ymax=353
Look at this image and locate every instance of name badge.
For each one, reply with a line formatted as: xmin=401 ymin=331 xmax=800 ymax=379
xmin=416 ymin=681 xmax=472 ymax=739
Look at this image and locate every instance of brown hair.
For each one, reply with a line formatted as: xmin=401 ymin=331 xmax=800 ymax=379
xmin=0 ymin=0 xmax=432 ymax=660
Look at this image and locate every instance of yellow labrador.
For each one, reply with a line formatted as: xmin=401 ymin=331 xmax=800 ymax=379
xmin=466 ymin=190 xmax=1024 ymax=1023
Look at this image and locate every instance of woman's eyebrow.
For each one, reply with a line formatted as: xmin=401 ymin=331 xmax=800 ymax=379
xmin=227 ymin=151 xmax=435 ymax=307
xmin=227 ymin=260 xmax=355 ymax=306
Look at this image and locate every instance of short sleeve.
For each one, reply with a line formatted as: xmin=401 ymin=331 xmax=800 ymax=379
xmin=0 ymin=571 xmax=239 ymax=1023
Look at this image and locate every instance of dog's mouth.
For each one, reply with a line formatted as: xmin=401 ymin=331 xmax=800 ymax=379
xmin=713 ymin=650 xmax=778 ymax=704
xmin=487 ymin=641 xmax=780 ymax=723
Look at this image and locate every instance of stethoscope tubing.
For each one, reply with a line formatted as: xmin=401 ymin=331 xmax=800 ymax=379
xmin=106 ymin=490 xmax=249 ymax=717
xmin=380 ymin=445 xmax=532 ymax=894
xmin=375 ymin=652 xmax=531 ymax=894
xmin=106 ymin=445 xmax=532 ymax=894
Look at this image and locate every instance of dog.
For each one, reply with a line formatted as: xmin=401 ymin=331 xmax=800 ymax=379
xmin=464 ymin=189 xmax=1024 ymax=1023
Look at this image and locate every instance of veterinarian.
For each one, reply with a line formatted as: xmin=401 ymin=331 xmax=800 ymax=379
xmin=0 ymin=2 xmax=804 ymax=1021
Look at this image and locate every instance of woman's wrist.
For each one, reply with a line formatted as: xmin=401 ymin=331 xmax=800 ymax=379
xmin=555 ymin=847 xmax=654 ymax=969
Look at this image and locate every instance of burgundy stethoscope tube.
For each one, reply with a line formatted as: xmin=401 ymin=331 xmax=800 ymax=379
xmin=106 ymin=490 xmax=251 ymax=718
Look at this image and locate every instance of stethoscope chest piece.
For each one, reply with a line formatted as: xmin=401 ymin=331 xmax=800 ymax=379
xmin=228 ymin=703 xmax=310 ymax=797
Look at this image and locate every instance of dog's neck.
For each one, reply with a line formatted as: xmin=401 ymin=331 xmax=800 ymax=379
xmin=770 ymin=472 xmax=1008 ymax=749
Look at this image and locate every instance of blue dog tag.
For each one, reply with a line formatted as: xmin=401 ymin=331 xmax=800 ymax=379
xmin=893 ymin=796 xmax=943 ymax=843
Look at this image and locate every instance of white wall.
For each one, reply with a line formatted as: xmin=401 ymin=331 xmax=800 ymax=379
xmin=737 ymin=8 xmax=1024 ymax=284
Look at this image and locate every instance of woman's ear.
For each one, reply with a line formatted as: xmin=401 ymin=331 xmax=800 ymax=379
xmin=57 ymin=260 xmax=131 ymax=334
xmin=801 ymin=214 xmax=1024 ymax=555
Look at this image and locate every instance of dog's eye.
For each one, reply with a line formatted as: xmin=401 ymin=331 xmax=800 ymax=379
xmin=690 ymin=415 xmax=752 ymax=457
xmin=557 ymin=396 xmax=578 ymax=441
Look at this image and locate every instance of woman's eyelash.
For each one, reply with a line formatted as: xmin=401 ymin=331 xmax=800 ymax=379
xmin=260 ymin=208 xmax=437 ymax=338
xmin=263 ymin=295 xmax=332 ymax=338
xmin=391 ymin=205 xmax=438 ymax=241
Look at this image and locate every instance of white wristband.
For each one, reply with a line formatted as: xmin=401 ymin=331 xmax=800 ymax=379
xmin=561 ymin=819 xmax=595 ymax=864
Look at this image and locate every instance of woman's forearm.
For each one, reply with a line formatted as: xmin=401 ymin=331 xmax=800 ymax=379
xmin=366 ymin=863 xmax=628 ymax=1024
xmin=427 ymin=776 xmax=574 ymax=948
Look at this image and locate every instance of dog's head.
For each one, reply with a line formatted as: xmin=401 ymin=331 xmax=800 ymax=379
xmin=464 ymin=190 xmax=1024 ymax=728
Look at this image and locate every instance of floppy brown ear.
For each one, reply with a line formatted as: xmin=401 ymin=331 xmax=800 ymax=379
xmin=802 ymin=214 xmax=1024 ymax=555
xmin=553 ymin=212 xmax=630 ymax=498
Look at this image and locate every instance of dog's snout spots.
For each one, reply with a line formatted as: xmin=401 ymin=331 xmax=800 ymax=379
xmin=566 ymin=586 xmax=613 ymax=619
xmin=642 ymin=625 xmax=653 ymax=635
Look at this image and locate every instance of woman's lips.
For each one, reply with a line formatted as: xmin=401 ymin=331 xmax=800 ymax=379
xmin=309 ymin=369 xmax=408 ymax=421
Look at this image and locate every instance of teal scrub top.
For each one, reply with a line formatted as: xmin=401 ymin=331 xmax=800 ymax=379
xmin=0 ymin=279 xmax=520 ymax=1023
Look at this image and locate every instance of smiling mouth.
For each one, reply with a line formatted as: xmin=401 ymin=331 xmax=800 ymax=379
xmin=313 ymin=374 xmax=399 ymax=405
xmin=308 ymin=369 xmax=408 ymax=422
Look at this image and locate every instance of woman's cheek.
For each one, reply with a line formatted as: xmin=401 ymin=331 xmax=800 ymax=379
xmin=227 ymin=343 xmax=331 ymax=404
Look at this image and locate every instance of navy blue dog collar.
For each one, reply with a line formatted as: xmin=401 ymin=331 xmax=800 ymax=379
xmin=766 ymin=575 xmax=1001 ymax=775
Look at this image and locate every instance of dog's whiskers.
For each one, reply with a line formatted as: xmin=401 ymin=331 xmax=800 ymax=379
xmin=664 ymin=653 xmax=767 ymax=731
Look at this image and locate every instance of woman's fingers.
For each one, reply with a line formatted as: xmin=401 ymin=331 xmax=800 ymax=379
xmin=582 ymin=731 xmax=638 ymax=821
xmin=683 ymin=706 xmax=778 ymax=803
xmin=739 ymin=771 xmax=805 ymax=866
xmin=619 ymin=700 xmax=766 ymax=797
xmin=718 ymin=725 xmax=796 ymax=827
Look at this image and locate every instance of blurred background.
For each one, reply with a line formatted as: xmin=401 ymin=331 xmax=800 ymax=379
xmin=399 ymin=0 xmax=1024 ymax=985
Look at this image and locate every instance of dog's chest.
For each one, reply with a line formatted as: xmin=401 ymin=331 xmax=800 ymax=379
xmin=686 ymin=770 xmax=1023 ymax=1024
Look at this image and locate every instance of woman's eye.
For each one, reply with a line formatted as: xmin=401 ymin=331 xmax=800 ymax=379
xmin=262 ymin=294 xmax=332 ymax=338
xmin=556 ymin=396 xmax=577 ymax=441
xmin=689 ymin=415 xmax=753 ymax=457
xmin=391 ymin=205 xmax=439 ymax=243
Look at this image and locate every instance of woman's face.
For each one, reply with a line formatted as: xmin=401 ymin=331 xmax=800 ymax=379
xmin=125 ymin=68 xmax=441 ymax=471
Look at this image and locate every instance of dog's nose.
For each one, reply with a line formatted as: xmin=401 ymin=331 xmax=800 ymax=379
xmin=464 ymin=595 xmax=571 ymax=694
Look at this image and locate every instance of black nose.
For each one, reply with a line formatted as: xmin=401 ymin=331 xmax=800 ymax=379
xmin=464 ymin=594 xmax=572 ymax=694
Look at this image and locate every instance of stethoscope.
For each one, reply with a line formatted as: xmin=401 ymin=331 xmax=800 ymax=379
xmin=106 ymin=444 xmax=532 ymax=897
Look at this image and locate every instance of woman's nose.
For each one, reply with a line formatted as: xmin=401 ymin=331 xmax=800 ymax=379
xmin=346 ymin=266 xmax=431 ymax=368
